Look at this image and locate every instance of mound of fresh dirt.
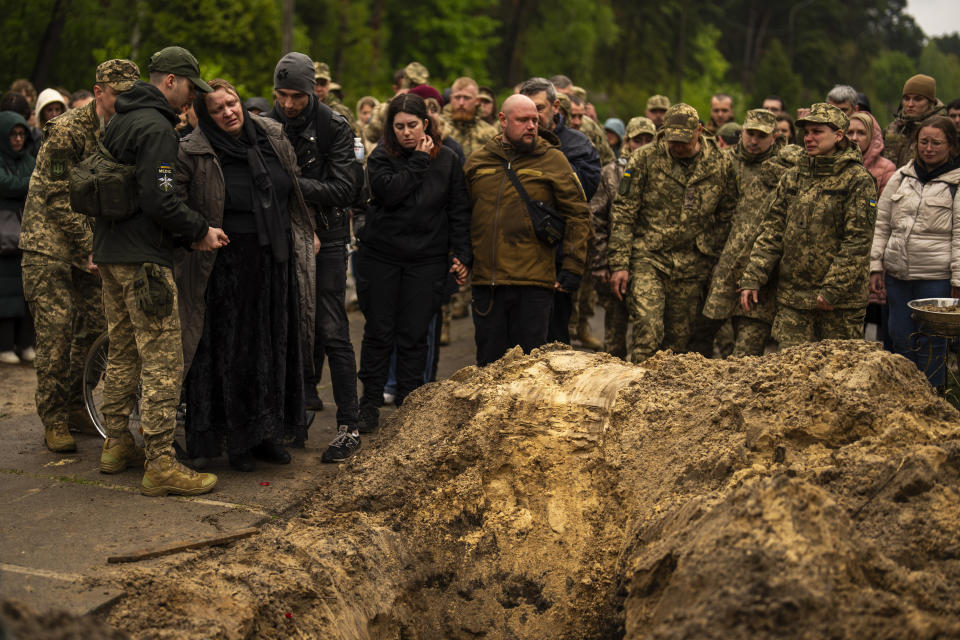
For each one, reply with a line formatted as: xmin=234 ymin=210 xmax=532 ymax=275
xmin=0 ymin=600 xmax=128 ymax=639
xmin=104 ymin=341 xmax=960 ymax=639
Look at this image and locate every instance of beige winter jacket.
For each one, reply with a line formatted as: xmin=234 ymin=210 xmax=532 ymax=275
xmin=870 ymin=160 xmax=960 ymax=285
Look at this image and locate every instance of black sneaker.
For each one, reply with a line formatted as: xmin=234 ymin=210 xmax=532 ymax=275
xmin=357 ymin=400 xmax=380 ymax=434
xmin=321 ymin=426 xmax=361 ymax=463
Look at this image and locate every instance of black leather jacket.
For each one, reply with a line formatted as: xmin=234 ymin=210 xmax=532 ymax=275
xmin=266 ymin=99 xmax=359 ymax=244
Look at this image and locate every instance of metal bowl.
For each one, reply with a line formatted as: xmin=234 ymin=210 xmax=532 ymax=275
xmin=908 ymin=298 xmax=960 ymax=336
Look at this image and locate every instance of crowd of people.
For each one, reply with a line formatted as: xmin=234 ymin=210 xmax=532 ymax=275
xmin=3 ymin=46 xmax=960 ymax=498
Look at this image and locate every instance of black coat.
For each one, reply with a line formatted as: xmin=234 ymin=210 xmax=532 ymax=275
xmin=363 ymin=144 xmax=472 ymax=267
xmin=94 ymin=82 xmax=208 ymax=266
xmin=553 ymin=115 xmax=601 ymax=201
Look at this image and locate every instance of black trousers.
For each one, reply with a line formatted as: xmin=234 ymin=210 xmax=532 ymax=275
xmin=307 ymin=244 xmax=359 ymax=426
xmin=356 ymin=249 xmax=447 ymax=405
xmin=471 ymin=285 xmax=554 ymax=366
xmin=546 ymin=290 xmax=572 ymax=344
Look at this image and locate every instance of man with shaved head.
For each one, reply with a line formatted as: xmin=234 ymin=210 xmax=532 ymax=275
xmin=464 ymin=94 xmax=590 ymax=365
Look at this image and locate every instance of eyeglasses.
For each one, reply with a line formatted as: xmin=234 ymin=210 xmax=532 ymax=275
xmin=9 ymin=131 xmax=27 ymax=139
xmin=917 ymin=138 xmax=946 ymax=148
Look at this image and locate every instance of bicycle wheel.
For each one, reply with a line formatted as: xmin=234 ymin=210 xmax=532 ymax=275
xmin=82 ymin=331 xmax=142 ymax=440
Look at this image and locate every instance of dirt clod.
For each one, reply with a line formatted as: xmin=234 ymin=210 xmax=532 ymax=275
xmin=94 ymin=341 xmax=960 ymax=639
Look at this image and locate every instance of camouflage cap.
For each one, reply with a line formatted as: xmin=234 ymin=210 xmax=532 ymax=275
xmin=570 ymin=85 xmax=587 ymax=102
xmin=555 ymin=92 xmax=572 ymax=119
xmin=743 ymin=108 xmax=776 ymax=134
xmin=314 ymin=61 xmax=331 ymax=81
xmin=403 ymin=62 xmax=429 ymax=88
xmin=717 ymin=121 xmax=742 ymax=142
xmin=796 ymin=102 xmax=849 ymax=131
xmin=95 ymin=59 xmax=140 ymax=92
xmin=646 ymin=94 xmax=670 ymax=111
xmin=662 ymin=103 xmax=700 ymax=143
xmin=626 ymin=116 xmax=656 ymax=138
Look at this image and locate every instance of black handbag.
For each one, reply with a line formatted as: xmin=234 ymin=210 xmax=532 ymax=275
xmin=499 ymin=158 xmax=566 ymax=247
xmin=0 ymin=207 xmax=22 ymax=255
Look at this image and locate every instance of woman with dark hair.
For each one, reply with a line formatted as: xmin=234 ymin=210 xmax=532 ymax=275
xmin=775 ymin=112 xmax=796 ymax=145
xmin=870 ymin=115 xmax=960 ymax=386
xmin=175 ymin=78 xmax=317 ymax=471
xmin=356 ymin=93 xmax=472 ymax=432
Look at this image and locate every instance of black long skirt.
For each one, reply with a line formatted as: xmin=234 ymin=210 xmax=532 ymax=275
xmin=184 ymin=232 xmax=306 ymax=458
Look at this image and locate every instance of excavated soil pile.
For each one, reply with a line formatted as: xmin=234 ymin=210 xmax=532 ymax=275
xmin=102 ymin=341 xmax=960 ymax=639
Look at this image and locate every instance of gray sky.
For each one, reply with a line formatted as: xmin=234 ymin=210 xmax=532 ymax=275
xmin=905 ymin=0 xmax=960 ymax=37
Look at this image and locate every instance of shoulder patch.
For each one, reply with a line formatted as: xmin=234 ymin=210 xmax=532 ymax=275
xmin=157 ymin=162 xmax=174 ymax=193
xmin=49 ymin=156 xmax=67 ymax=179
xmin=869 ymin=198 xmax=877 ymax=207
xmin=617 ymin=170 xmax=632 ymax=196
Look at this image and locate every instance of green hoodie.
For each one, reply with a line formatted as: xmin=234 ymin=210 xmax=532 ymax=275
xmin=93 ymin=81 xmax=208 ymax=267
xmin=740 ymin=142 xmax=877 ymax=309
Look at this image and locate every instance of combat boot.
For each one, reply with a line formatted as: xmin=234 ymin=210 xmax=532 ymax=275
xmin=577 ymin=319 xmax=603 ymax=351
xmin=99 ymin=432 xmax=145 ymax=474
xmin=140 ymin=454 xmax=217 ymax=497
xmin=44 ymin=424 xmax=76 ymax=453
xmin=69 ymin=404 xmax=98 ymax=434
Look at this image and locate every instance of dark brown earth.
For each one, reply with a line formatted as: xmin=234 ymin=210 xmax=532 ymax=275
xmin=74 ymin=340 xmax=960 ymax=639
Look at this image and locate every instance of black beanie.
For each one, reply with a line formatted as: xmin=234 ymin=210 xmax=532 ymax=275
xmin=274 ymin=52 xmax=315 ymax=96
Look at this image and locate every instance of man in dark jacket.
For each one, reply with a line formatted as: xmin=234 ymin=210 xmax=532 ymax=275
xmin=95 ymin=46 xmax=227 ymax=496
xmin=464 ymin=94 xmax=590 ymax=365
xmin=265 ymin=52 xmax=361 ymax=462
xmin=518 ymin=77 xmax=600 ymax=344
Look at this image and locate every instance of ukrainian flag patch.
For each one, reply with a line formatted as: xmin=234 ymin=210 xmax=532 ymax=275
xmin=869 ymin=199 xmax=877 ymax=207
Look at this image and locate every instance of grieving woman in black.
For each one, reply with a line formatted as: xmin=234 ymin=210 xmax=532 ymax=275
xmin=357 ymin=93 xmax=471 ymax=432
xmin=175 ymin=79 xmax=317 ymax=471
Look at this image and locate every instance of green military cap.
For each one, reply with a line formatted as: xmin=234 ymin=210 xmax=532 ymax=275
xmin=95 ymin=59 xmax=140 ymax=92
xmin=314 ymin=61 xmax=331 ymax=81
xmin=662 ymin=103 xmax=700 ymax=143
xmin=403 ymin=62 xmax=429 ymax=87
xmin=743 ymin=108 xmax=776 ymax=134
xmin=148 ymin=46 xmax=212 ymax=93
xmin=717 ymin=122 xmax=741 ymax=137
xmin=646 ymin=94 xmax=670 ymax=111
xmin=626 ymin=116 xmax=656 ymax=138
xmin=797 ymin=102 xmax=849 ymax=131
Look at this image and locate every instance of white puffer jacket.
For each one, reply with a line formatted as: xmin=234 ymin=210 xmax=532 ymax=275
xmin=870 ymin=159 xmax=960 ymax=284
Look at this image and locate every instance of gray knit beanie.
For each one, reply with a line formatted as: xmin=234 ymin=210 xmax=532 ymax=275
xmin=274 ymin=52 xmax=315 ymax=95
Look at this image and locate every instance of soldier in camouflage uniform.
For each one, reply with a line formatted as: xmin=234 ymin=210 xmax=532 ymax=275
xmin=739 ymin=103 xmax=877 ymax=346
xmin=556 ymin=88 xmax=615 ymax=166
xmin=590 ymin=116 xmax=656 ymax=357
xmin=363 ymin=63 xmax=428 ymax=151
xmin=883 ymin=74 xmax=948 ymax=169
xmin=702 ymin=109 xmax=790 ymax=356
xmin=608 ymin=104 xmax=738 ymax=363
xmin=19 ymin=59 xmax=140 ymax=453
xmin=645 ymin=95 xmax=670 ymax=129
xmin=447 ymin=77 xmax=498 ymax=160
xmin=96 ymin=47 xmax=227 ymax=496
xmin=314 ymin=61 xmax=359 ymax=136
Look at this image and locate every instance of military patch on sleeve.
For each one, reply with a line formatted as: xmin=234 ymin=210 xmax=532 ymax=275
xmin=157 ymin=162 xmax=174 ymax=193
xmin=618 ymin=170 xmax=632 ymax=196
xmin=49 ymin=155 xmax=67 ymax=179
xmin=869 ymin=199 xmax=877 ymax=207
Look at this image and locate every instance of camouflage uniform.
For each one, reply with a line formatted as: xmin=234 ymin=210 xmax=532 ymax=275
xmin=18 ymin=60 xmax=139 ymax=442
xmin=608 ymin=104 xmax=738 ymax=363
xmin=702 ymin=110 xmax=792 ymax=356
xmin=315 ymin=62 xmax=359 ymax=136
xmin=447 ymin=112 xmax=498 ymax=160
xmin=882 ymin=101 xmax=947 ymax=169
xmin=739 ymin=104 xmax=877 ymax=348
xmin=590 ymin=159 xmax=629 ymax=357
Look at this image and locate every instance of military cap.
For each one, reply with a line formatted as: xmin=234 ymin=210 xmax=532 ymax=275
xmin=570 ymin=85 xmax=587 ymax=102
xmin=330 ymin=81 xmax=342 ymax=91
xmin=604 ymin=117 xmax=626 ymax=140
xmin=743 ymin=108 xmax=776 ymax=134
xmin=902 ymin=74 xmax=936 ymax=102
xmin=403 ymin=62 xmax=429 ymax=88
xmin=717 ymin=121 xmax=742 ymax=143
xmin=148 ymin=46 xmax=211 ymax=92
xmin=556 ymin=92 xmax=572 ymax=115
xmin=662 ymin=103 xmax=700 ymax=143
xmin=796 ymin=102 xmax=849 ymax=131
xmin=95 ymin=59 xmax=140 ymax=92
xmin=626 ymin=116 xmax=656 ymax=138
xmin=646 ymin=94 xmax=670 ymax=111
xmin=477 ymin=86 xmax=495 ymax=103
xmin=314 ymin=61 xmax=332 ymax=81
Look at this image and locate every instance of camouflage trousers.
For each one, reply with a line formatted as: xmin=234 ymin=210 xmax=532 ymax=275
xmin=627 ymin=260 xmax=709 ymax=363
xmin=21 ymin=252 xmax=105 ymax=430
xmin=731 ymin=316 xmax=771 ymax=356
xmin=772 ymin=305 xmax=865 ymax=348
xmin=596 ymin=287 xmax=628 ymax=359
xmin=99 ymin=263 xmax=182 ymax=459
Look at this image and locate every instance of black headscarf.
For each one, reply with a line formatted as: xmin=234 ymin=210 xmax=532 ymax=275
xmin=195 ymin=92 xmax=290 ymax=263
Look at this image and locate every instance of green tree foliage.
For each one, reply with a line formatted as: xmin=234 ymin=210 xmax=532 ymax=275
xmin=0 ymin=0 xmax=954 ymax=126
